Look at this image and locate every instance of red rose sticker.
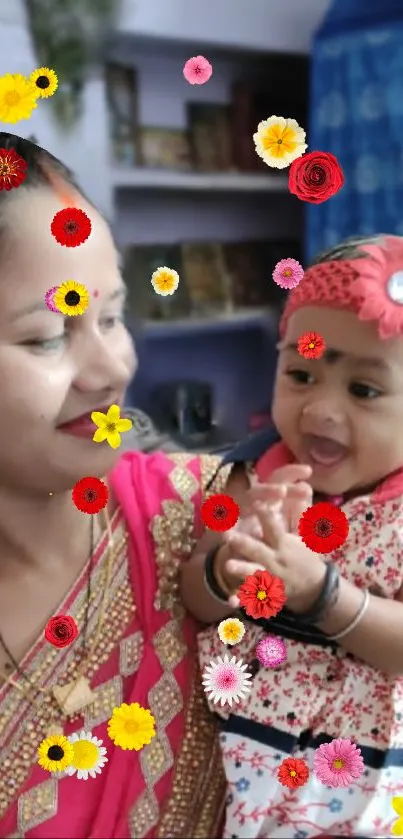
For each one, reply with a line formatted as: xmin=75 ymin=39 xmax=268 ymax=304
xmin=45 ymin=615 xmax=78 ymax=648
xmin=289 ymin=151 xmax=344 ymax=204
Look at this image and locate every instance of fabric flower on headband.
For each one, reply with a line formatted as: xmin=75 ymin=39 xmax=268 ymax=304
xmin=351 ymin=236 xmax=403 ymax=340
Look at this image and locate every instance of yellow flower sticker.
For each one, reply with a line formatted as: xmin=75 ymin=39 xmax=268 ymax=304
xmin=253 ymin=115 xmax=307 ymax=170
xmin=107 ymin=702 xmax=156 ymax=751
xmin=392 ymin=797 xmax=403 ymax=836
xmin=91 ymin=404 xmax=132 ymax=450
xmin=218 ymin=617 xmax=245 ymax=645
xmin=0 ymin=73 xmax=37 ymax=124
xmin=151 ymin=266 xmax=180 ymax=296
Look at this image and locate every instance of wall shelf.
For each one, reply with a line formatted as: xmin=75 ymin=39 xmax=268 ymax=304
xmin=143 ymin=307 xmax=278 ymax=338
xmin=111 ymin=167 xmax=288 ymax=193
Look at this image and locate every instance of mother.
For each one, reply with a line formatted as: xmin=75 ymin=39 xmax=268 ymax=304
xmin=0 ymin=133 xmax=231 ymax=839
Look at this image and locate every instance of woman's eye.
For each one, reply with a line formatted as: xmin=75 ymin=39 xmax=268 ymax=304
xmin=349 ymin=382 xmax=382 ymax=399
xmin=100 ymin=314 xmax=125 ymax=330
xmin=286 ymin=369 xmax=313 ymax=384
xmin=22 ymin=335 xmax=66 ymax=350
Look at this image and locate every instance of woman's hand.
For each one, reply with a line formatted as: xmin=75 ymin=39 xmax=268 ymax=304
xmin=223 ymin=502 xmax=326 ymax=612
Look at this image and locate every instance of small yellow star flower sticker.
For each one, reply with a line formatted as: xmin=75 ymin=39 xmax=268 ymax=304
xmin=91 ymin=404 xmax=132 ymax=450
xmin=392 ymin=797 xmax=403 ymax=836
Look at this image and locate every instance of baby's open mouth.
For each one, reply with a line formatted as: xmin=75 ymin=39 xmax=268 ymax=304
xmin=302 ymin=434 xmax=350 ymax=468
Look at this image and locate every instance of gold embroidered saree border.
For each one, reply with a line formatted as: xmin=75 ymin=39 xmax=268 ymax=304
xmin=156 ymin=658 xmax=226 ymax=839
xmin=0 ymin=517 xmax=134 ymax=824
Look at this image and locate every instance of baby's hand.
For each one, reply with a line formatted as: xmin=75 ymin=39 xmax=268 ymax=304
xmin=216 ymin=464 xmax=313 ymax=594
xmin=234 ymin=463 xmax=313 ymax=537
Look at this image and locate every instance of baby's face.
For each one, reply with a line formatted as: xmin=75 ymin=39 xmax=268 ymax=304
xmin=271 ymin=306 xmax=403 ymax=496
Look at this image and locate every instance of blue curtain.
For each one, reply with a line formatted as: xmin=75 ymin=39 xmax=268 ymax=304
xmin=306 ymin=2 xmax=403 ymax=262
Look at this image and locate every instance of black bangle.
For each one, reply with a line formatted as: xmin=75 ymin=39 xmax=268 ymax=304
xmin=204 ymin=545 xmax=229 ymax=603
xmin=292 ymin=562 xmax=340 ymax=625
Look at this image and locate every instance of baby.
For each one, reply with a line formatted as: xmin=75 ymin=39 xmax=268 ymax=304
xmin=182 ymin=234 xmax=403 ymax=839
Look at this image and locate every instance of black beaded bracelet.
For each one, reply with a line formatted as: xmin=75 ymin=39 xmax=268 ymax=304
xmin=292 ymin=562 xmax=340 ymax=625
xmin=204 ymin=545 xmax=229 ymax=604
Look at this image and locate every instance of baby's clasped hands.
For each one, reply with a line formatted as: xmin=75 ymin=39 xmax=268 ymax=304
xmin=224 ymin=501 xmax=327 ymax=612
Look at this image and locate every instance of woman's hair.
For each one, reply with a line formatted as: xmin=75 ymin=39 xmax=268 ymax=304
xmin=310 ymin=234 xmax=389 ymax=266
xmin=0 ymin=132 xmax=89 ymax=214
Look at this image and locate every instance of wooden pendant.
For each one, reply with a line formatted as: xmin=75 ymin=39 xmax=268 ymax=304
xmin=52 ymin=675 xmax=96 ymax=717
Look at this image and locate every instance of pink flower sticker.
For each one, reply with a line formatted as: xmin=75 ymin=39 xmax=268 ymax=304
xmin=313 ymin=738 xmax=364 ymax=788
xmin=45 ymin=286 xmax=60 ymax=313
xmin=183 ymin=55 xmax=213 ymax=85
xmin=272 ymin=258 xmax=304 ymax=290
xmin=255 ymin=635 xmax=287 ymax=668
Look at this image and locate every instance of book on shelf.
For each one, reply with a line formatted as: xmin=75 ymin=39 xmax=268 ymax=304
xmin=181 ymin=243 xmax=232 ymax=314
xmin=122 ymin=244 xmax=190 ymax=321
xmin=187 ymin=103 xmax=234 ymax=172
xmin=223 ymin=239 xmax=303 ymax=309
xmin=122 ymin=239 xmax=302 ymax=323
xmin=229 ymin=57 xmax=308 ymax=174
xmin=229 ymin=82 xmax=260 ymax=173
xmin=138 ymin=127 xmax=192 ymax=170
xmin=105 ymin=63 xmax=139 ymax=166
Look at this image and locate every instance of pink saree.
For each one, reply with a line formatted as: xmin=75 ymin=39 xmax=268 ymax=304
xmin=0 ymin=451 xmax=230 ymax=839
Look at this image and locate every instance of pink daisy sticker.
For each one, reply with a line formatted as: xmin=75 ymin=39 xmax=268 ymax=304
xmin=272 ymin=258 xmax=304 ymax=290
xmin=202 ymin=654 xmax=252 ymax=707
xmin=183 ymin=55 xmax=213 ymax=85
xmin=255 ymin=636 xmax=287 ymax=668
xmin=313 ymin=738 xmax=364 ymax=788
xmin=45 ymin=286 xmax=60 ymax=313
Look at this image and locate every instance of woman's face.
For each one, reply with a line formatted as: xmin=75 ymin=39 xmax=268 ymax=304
xmin=0 ymin=187 xmax=137 ymax=493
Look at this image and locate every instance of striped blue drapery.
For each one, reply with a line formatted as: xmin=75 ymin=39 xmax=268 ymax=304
xmin=306 ymin=0 xmax=403 ymax=262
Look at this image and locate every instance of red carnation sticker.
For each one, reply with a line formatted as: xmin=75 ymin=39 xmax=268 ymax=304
xmin=237 ymin=569 xmax=286 ymax=620
xmin=298 ymin=501 xmax=349 ymax=554
xmin=51 ymin=207 xmax=92 ymax=247
xmin=0 ymin=147 xmax=27 ymax=191
xmin=45 ymin=615 xmax=78 ymax=648
xmin=297 ymin=331 xmax=326 ymax=359
xmin=201 ymin=493 xmax=240 ymax=532
xmin=72 ymin=476 xmax=109 ymax=514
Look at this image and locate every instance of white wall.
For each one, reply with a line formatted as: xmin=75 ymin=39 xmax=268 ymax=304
xmin=0 ymin=1 xmax=112 ymax=217
xmin=117 ymin=0 xmax=332 ymax=54
xmin=0 ymin=0 xmax=330 ymax=231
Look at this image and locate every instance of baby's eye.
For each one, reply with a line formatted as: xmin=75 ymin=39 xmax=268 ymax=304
xmin=349 ymin=382 xmax=382 ymax=399
xmin=285 ymin=369 xmax=314 ymax=385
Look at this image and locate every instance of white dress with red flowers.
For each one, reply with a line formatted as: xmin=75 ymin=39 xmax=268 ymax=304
xmin=197 ymin=442 xmax=403 ymax=839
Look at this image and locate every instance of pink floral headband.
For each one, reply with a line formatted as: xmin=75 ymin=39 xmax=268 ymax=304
xmin=280 ymin=235 xmax=403 ymax=340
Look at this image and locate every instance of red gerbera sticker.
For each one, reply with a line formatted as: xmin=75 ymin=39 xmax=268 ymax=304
xmin=277 ymin=757 xmax=310 ymax=789
xmin=201 ymin=492 xmax=240 ymax=532
xmin=0 ymin=147 xmax=27 ymax=191
xmin=45 ymin=615 xmax=78 ymax=648
xmin=237 ymin=569 xmax=286 ymax=620
xmin=298 ymin=501 xmax=349 ymax=554
xmin=297 ymin=331 xmax=326 ymax=359
xmin=72 ymin=476 xmax=109 ymax=514
xmin=51 ymin=207 xmax=92 ymax=247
